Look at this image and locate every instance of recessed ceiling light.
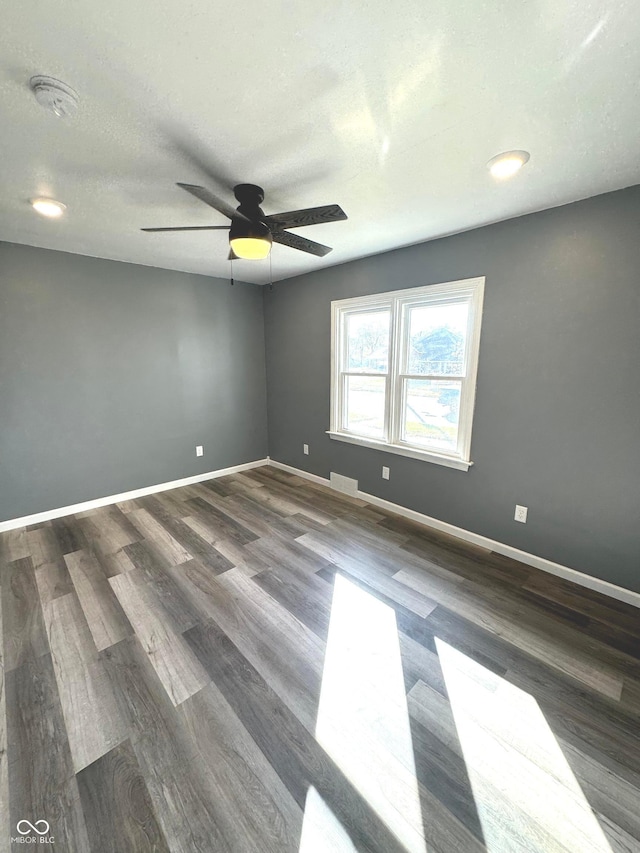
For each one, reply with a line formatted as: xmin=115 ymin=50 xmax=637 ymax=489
xmin=487 ymin=150 xmax=530 ymax=180
xmin=31 ymin=198 xmax=67 ymax=218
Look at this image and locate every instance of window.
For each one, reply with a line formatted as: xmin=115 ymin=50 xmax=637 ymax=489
xmin=329 ymin=277 xmax=484 ymax=470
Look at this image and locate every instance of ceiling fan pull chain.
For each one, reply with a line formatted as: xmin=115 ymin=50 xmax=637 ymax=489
xmin=269 ymin=252 xmax=273 ymax=291
xmin=230 ymin=257 xmax=234 ymax=287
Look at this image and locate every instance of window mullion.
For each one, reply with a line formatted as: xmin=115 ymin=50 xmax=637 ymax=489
xmin=330 ymin=305 xmax=340 ymax=433
xmin=337 ymin=310 xmax=347 ymax=431
xmin=399 ymin=373 xmax=465 ymax=382
xmin=386 ymin=305 xmax=393 ymax=443
xmin=388 ymin=298 xmax=403 ymax=444
xmin=342 ymin=372 xmax=388 ymax=378
xmin=339 ymin=371 xmax=347 ymax=432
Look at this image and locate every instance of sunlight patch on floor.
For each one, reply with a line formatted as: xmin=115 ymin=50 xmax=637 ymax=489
xmin=298 ymin=787 xmax=359 ymax=853
xmin=308 ymin=573 xmax=428 ymax=852
xmin=435 ymin=638 xmax=613 ymax=853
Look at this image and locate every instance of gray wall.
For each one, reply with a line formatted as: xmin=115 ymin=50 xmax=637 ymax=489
xmin=264 ymin=186 xmax=640 ymax=592
xmin=0 ymin=242 xmax=268 ymax=522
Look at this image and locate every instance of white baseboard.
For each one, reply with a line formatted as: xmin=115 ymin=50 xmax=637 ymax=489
xmin=0 ymin=458 xmax=269 ymax=533
xmin=268 ymin=459 xmax=330 ymax=486
xmin=7 ymin=454 xmax=636 ymax=610
xmin=268 ymin=459 xmax=640 ymax=610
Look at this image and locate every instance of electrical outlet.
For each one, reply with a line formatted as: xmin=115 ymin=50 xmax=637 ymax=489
xmin=382 ymin=466 xmax=390 ymax=480
xmin=514 ymin=504 xmax=528 ymax=523
xmin=196 ymin=445 xmax=204 ymax=457
xmin=303 ymin=444 xmax=309 ymax=455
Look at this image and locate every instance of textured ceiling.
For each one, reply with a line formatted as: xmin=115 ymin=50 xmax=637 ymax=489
xmin=1 ymin=1 xmax=639 ymax=284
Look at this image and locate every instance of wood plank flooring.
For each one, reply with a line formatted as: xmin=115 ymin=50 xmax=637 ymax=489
xmin=1 ymin=465 xmax=639 ymax=852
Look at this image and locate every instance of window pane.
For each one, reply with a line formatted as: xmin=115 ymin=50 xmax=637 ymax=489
xmin=346 ymin=310 xmax=390 ymax=372
xmin=345 ymin=375 xmax=386 ymax=438
xmin=406 ymin=302 xmax=468 ymax=375
xmin=402 ymin=379 xmax=461 ymax=452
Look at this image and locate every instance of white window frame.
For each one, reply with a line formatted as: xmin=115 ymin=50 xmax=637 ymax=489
xmin=329 ymin=277 xmax=485 ymax=471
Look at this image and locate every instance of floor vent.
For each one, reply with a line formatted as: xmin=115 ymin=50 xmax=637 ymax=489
xmin=330 ymin=472 xmax=359 ymax=497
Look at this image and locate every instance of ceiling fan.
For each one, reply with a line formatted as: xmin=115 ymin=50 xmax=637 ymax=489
xmin=142 ymin=182 xmax=347 ymax=260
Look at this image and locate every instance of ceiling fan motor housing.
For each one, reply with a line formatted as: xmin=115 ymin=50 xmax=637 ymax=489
xmin=230 ymin=184 xmax=271 ymax=244
xmin=233 ymin=184 xmax=265 ymax=207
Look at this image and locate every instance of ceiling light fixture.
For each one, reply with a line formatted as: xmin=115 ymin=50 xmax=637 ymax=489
xmin=30 ymin=76 xmax=79 ymax=118
xmin=229 ymin=217 xmax=272 ymax=260
xmin=31 ymin=198 xmax=67 ymax=218
xmin=487 ymin=150 xmax=530 ymax=180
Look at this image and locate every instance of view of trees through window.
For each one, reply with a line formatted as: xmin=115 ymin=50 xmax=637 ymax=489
xmin=344 ymin=303 xmax=468 ymax=449
xmin=403 ymin=302 xmax=467 ymax=450
xmin=345 ymin=311 xmax=389 ymax=437
xmin=347 ymin=311 xmax=389 ymax=372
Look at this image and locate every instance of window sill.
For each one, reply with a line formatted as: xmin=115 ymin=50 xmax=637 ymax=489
xmin=326 ymin=431 xmax=472 ymax=471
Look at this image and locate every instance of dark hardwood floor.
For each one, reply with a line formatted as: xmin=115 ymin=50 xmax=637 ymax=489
xmin=1 ymin=464 xmax=639 ymax=852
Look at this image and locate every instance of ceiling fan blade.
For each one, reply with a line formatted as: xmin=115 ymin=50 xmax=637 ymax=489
xmin=272 ymin=230 xmax=333 ymax=257
xmin=264 ymin=204 xmax=347 ymax=230
xmin=176 ymin=183 xmax=248 ymax=222
xmin=141 ymin=225 xmax=229 ymax=232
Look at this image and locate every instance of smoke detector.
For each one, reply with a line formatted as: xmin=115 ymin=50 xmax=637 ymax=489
xmin=30 ymin=76 xmax=78 ymax=118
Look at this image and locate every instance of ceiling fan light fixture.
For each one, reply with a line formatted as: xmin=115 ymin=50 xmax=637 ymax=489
xmin=230 ymin=237 xmax=272 ymax=260
xmin=229 ymin=217 xmax=272 ymax=260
